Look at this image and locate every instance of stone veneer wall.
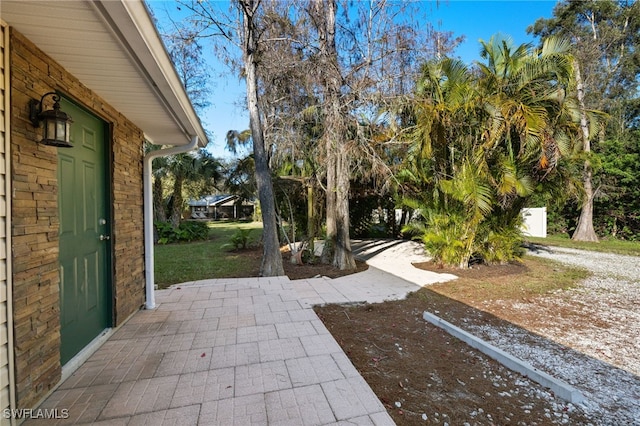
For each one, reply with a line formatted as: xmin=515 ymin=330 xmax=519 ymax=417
xmin=9 ymin=28 xmax=146 ymax=408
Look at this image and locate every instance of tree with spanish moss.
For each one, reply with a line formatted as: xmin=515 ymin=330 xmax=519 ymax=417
xmin=173 ymin=0 xmax=285 ymax=276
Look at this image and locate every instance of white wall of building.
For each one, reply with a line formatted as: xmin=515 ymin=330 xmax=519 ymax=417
xmin=521 ymin=207 xmax=547 ymax=238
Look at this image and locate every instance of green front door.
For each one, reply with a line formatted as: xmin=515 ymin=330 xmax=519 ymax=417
xmin=58 ymin=97 xmax=111 ymax=365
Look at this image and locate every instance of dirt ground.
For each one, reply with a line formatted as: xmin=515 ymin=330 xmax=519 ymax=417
xmin=236 ymin=247 xmax=616 ymax=424
xmin=313 ymin=260 xmax=598 ymax=425
xmin=241 ymin=246 xmax=370 ymax=279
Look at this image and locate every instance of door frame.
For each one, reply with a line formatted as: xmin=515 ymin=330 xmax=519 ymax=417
xmin=58 ymin=94 xmax=115 ymax=362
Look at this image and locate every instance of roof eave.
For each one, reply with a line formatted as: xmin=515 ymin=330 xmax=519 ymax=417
xmin=91 ymin=0 xmax=207 ymax=147
xmin=2 ymin=0 xmax=208 ymax=148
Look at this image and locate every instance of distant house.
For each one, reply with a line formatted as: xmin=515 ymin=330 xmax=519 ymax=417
xmin=189 ymin=195 xmax=255 ymax=220
xmin=1 ymin=0 xmax=208 ymax=414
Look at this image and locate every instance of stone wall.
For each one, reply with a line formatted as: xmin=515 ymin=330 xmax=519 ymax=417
xmin=10 ymin=28 xmax=146 ymax=408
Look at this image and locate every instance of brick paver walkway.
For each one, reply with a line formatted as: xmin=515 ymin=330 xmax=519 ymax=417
xmin=25 ymin=240 xmax=455 ymax=425
xmin=25 ymin=275 xmax=403 ymax=425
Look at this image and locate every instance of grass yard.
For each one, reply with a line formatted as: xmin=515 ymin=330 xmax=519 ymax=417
xmin=415 ymin=255 xmax=589 ymax=301
xmin=153 ymin=221 xmax=640 ymax=290
xmin=154 ymin=221 xmax=263 ymax=288
xmin=527 ymin=234 xmax=640 ymax=256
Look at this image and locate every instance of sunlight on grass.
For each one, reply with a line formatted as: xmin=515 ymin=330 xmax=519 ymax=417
xmin=527 ymin=235 xmax=640 ymax=256
xmin=154 ymin=221 xmax=263 ymax=288
xmin=429 ymin=256 xmax=589 ymax=303
xmin=154 ymin=223 xmax=638 ymax=291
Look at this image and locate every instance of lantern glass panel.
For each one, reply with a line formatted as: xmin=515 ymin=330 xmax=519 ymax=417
xmin=46 ymin=119 xmax=56 ymax=141
xmin=56 ymin=121 xmax=66 ymax=141
xmin=64 ymin=122 xmax=71 ymax=143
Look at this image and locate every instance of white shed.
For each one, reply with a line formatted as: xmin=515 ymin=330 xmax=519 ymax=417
xmin=521 ymin=207 xmax=547 ymax=238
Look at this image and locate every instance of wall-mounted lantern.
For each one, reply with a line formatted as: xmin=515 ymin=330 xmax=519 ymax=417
xmin=29 ymin=92 xmax=73 ymax=147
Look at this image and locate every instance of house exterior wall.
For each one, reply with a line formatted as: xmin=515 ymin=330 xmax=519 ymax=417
xmin=1 ymin=19 xmax=16 ymax=421
xmin=9 ymin=28 xmax=146 ymax=409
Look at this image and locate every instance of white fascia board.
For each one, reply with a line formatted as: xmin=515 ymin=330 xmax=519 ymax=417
xmin=92 ymin=0 xmax=208 ymax=147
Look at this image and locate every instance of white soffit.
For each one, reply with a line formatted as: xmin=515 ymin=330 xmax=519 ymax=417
xmin=1 ymin=0 xmax=207 ymax=147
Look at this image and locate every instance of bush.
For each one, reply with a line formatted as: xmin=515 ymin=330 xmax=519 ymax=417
xmin=367 ymin=223 xmax=390 ymax=238
xmin=476 ymin=227 xmax=525 ymax=265
xmin=404 ymin=210 xmax=468 ymax=268
xmin=154 ymin=221 xmax=210 ymax=244
xmin=179 ymin=221 xmax=210 ymax=241
xmin=421 ymin=212 xmax=468 ymax=268
xmin=224 ymin=228 xmax=253 ymax=250
xmin=403 ymin=206 xmax=525 ymax=268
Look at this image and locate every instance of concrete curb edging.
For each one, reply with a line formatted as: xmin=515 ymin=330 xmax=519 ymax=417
xmin=422 ymin=311 xmax=585 ymax=404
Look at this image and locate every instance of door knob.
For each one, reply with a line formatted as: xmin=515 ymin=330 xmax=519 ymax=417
xmin=99 ymin=235 xmax=111 ymax=241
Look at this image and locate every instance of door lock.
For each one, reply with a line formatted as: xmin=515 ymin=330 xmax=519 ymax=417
xmin=99 ymin=235 xmax=111 ymax=241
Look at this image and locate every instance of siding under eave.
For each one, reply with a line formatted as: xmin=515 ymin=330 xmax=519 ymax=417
xmin=0 ymin=18 xmax=17 ymax=425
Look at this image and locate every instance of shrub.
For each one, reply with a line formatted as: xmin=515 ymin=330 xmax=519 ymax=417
xmin=224 ymin=228 xmax=253 ymax=250
xmin=404 ymin=209 xmax=468 ymax=268
xmin=476 ymin=227 xmax=525 ymax=265
xmin=178 ymin=221 xmax=210 ymax=242
xmin=154 ymin=221 xmax=209 ymax=244
xmin=403 ymin=205 xmax=525 ymax=268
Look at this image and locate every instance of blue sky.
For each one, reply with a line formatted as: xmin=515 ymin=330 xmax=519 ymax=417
xmin=428 ymin=1 xmax=557 ymax=62
xmin=148 ymin=0 xmax=558 ymax=158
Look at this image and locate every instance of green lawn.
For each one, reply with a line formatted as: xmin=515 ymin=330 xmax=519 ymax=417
xmin=154 ymin=221 xmax=263 ymax=289
xmin=154 ymin=221 xmax=640 ymax=290
xmin=526 ymin=234 xmax=640 ymax=257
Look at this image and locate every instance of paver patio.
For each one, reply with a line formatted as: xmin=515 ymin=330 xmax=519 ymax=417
xmin=23 ymin=241 xmax=454 ymax=425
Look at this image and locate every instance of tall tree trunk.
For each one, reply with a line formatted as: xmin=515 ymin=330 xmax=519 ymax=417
xmin=240 ymin=0 xmax=285 ymax=276
xmin=334 ymin=143 xmax=355 ymax=269
xmin=170 ymin=175 xmax=183 ymax=228
xmin=153 ymin=176 xmax=167 ymax=222
xmin=299 ymin=165 xmax=316 ymax=253
xmin=307 ymin=183 xmax=315 ymax=238
xmin=316 ymin=0 xmax=356 ymax=270
xmin=387 ymin=199 xmax=397 ymax=237
xmin=322 ymin=137 xmax=337 ymax=263
xmin=572 ymin=59 xmax=599 ymax=242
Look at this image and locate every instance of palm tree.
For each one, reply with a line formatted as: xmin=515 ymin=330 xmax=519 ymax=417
xmin=401 ymin=57 xmax=490 ymax=267
xmin=224 ymin=129 xmax=257 ymax=203
xmin=146 ymin=143 xmax=170 ymax=223
xmin=162 ymin=148 xmax=222 ymax=227
xmin=165 ymin=153 xmax=196 ymax=227
xmin=403 ymin=35 xmax=581 ymax=267
xmin=477 ymin=35 xmax=581 ymax=223
xmin=225 ymin=129 xmax=253 ymax=156
xmin=224 ymin=155 xmax=256 ymax=202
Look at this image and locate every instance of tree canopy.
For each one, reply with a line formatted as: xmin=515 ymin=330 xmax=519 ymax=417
xmin=529 ymin=0 xmax=640 ymax=240
xmin=402 ymin=35 xmax=584 ymax=267
xmin=149 ymin=0 xmax=639 ymax=272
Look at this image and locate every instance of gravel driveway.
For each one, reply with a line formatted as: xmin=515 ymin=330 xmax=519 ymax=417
xmin=467 ymin=246 xmax=640 ymax=425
